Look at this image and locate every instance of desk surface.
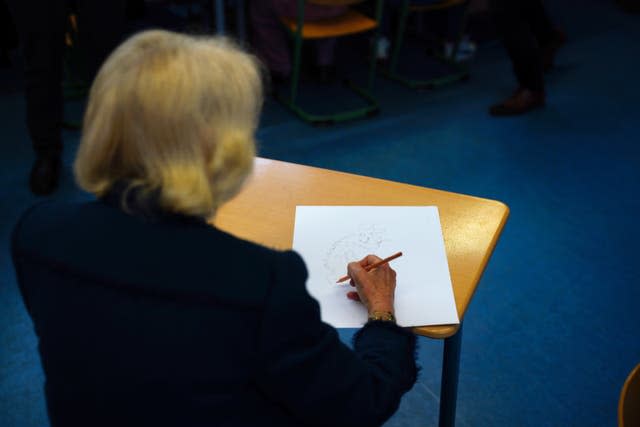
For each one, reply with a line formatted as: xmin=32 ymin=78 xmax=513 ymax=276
xmin=214 ymin=158 xmax=509 ymax=339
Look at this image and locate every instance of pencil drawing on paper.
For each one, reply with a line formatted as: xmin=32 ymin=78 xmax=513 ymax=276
xmin=322 ymin=224 xmax=391 ymax=285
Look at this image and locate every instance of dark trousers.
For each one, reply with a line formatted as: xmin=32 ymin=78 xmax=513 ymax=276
xmin=1 ymin=0 xmax=18 ymax=52
xmin=490 ymin=0 xmax=555 ymax=92
xmin=6 ymin=0 xmax=125 ymax=157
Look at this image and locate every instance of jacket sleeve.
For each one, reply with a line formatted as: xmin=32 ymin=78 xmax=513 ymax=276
xmin=255 ymin=250 xmax=417 ymax=427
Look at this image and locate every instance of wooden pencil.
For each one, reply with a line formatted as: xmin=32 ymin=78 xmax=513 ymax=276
xmin=336 ymin=251 xmax=403 ymax=283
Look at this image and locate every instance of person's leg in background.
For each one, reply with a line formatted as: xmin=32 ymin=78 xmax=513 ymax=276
xmin=523 ymin=0 xmax=565 ymax=71
xmin=0 ymin=0 xmax=18 ymax=67
xmin=6 ymin=0 xmax=66 ymax=195
xmin=441 ymin=1 xmax=476 ymax=62
xmin=376 ymin=0 xmax=443 ymax=62
xmin=488 ymin=0 xmax=546 ymax=116
xmin=249 ymin=0 xmax=346 ymax=83
xmin=375 ymin=0 xmax=402 ymax=62
xmin=76 ymin=0 xmax=127 ymax=81
xmin=6 ymin=0 xmax=126 ymax=195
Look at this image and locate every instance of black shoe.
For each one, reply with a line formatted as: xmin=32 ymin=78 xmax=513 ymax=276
xmin=489 ymin=87 xmax=546 ymax=116
xmin=29 ymin=155 xmax=61 ymax=195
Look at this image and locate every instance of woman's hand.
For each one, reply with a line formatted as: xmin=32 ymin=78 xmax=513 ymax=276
xmin=345 ymin=254 xmax=396 ymax=315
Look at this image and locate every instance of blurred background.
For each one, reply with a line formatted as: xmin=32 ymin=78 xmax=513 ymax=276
xmin=1 ymin=0 xmax=639 ymax=426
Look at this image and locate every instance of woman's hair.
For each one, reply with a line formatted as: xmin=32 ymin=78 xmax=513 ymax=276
xmin=74 ymin=29 xmax=263 ymax=218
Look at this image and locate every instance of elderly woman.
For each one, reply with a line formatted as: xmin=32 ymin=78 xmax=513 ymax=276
xmin=11 ymin=30 xmax=417 ymax=427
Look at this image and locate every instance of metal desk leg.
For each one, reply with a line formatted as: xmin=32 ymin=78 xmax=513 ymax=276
xmin=214 ymin=0 xmax=225 ymax=34
xmin=439 ymin=323 xmax=463 ymax=427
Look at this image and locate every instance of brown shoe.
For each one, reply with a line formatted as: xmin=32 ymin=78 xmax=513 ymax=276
xmin=489 ymin=88 xmax=546 ymax=116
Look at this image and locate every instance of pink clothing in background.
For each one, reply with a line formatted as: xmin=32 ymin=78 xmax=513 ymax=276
xmin=250 ymin=0 xmax=347 ymax=76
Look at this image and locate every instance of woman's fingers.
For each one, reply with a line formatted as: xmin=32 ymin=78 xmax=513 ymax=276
xmin=348 ymin=254 xmax=384 ymax=281
xmin=346 ymin=291 xmax=360 ymax=301
xmin=347 ymin=261 xmax=366 ymax=282
xmin=346 ymin=254 xmax=396 ymax=308
xmin=358 ymin=254 xmax=382 ymax=268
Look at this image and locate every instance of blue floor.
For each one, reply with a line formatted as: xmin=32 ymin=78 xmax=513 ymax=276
xmin=1 ymin=1 xmax=639 ymax=426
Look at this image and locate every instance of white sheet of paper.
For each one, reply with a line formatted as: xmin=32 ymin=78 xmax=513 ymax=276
xmin=292 ymin=206 xmax=459 ymax=328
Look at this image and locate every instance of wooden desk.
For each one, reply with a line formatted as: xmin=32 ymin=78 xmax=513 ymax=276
xmin=214 ymin=157 xmax=509 ymax=426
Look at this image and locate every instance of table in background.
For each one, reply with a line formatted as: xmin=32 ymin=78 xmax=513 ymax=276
xmin=215 ymin=158 xmax=509 ymax=427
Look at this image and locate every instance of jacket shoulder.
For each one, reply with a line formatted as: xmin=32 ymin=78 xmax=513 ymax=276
xmin=11 ymin=200 xmax=304 ymax=308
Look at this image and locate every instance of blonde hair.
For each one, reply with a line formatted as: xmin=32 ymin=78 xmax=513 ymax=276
xmin=74 ymin=30 xmax=263 ymax=218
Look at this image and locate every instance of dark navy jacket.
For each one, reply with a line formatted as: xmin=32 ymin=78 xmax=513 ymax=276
xmin=11 ymin=193 xmax=417 ymax=427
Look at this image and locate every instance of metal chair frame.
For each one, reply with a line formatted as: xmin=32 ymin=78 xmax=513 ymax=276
xmin=277 ymin=0 xmax=384 ymax=125
xmin=384 ymin=0 xmax=470 ymax=89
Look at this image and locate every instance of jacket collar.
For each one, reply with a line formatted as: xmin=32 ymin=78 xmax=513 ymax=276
xmin=100 ymin=181 xmax=208 ymax=226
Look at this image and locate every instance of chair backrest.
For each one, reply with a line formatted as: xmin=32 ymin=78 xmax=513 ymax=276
xmin=620 ymin=363 xmax=640 ymax=427
xmin=309 ymin=0 xmax=366 ymax=6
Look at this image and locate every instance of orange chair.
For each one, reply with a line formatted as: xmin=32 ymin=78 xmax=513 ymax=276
xmin=278 ymin=0 xmax=383 ymax=124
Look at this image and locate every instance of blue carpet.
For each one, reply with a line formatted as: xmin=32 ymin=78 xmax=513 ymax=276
xmin=1 ymin=1 xmax=639 ymax=426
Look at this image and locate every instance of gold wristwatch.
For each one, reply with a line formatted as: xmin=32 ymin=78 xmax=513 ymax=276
xmin=368 ymin=311 xmax=396 ymax=323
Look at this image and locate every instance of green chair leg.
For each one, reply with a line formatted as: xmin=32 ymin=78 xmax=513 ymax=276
xmin=275 ymin=0 xmax=382 ymax=125
xmin=384 ymin=0 xmax=470 ymax=89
